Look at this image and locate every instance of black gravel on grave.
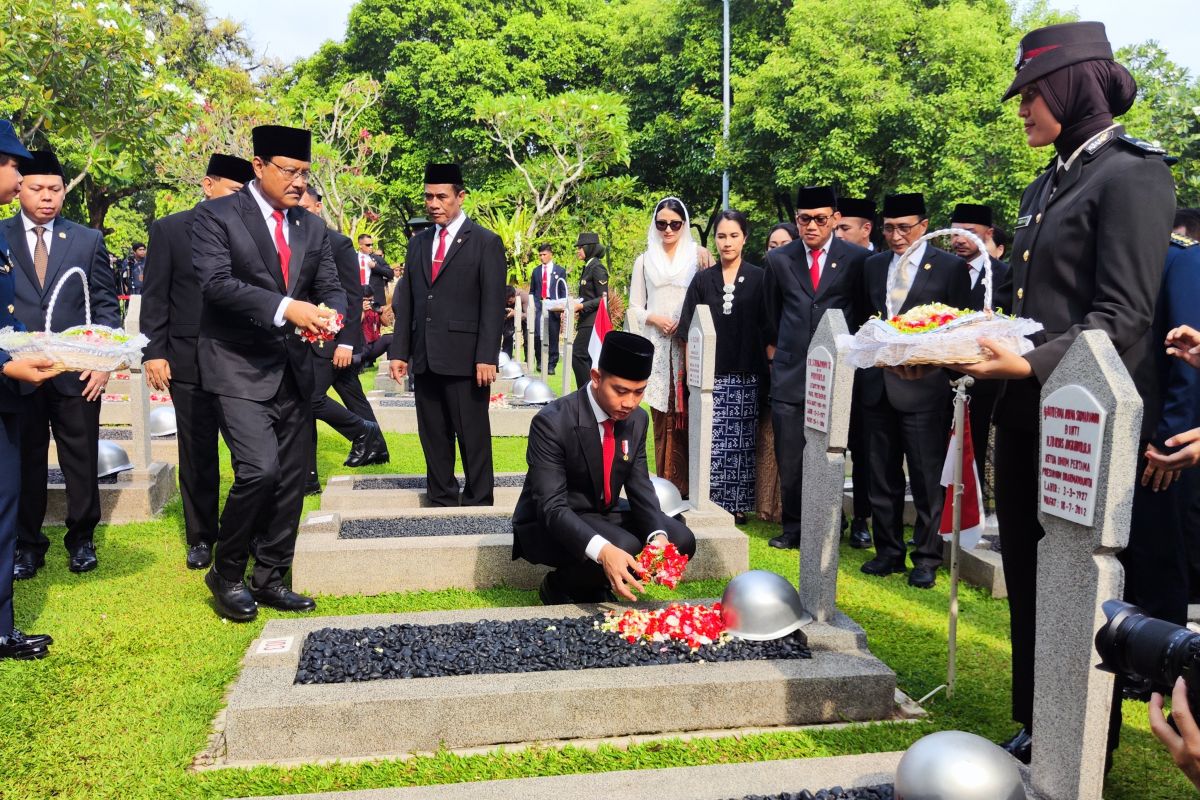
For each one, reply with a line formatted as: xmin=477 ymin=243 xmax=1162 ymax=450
xmin=338 ymin=514 xmax=513 ymax=539
xmin=353 ymin=474 xmax=527 ymax=491
xmin=98 ymin=427 xmax=133 ymax=440
xmin=295 ymin=614 xmax=811 ymax=684
xmin=48 ymin=468 xmax=118 ymax=485
xmin=736 ymin=787 xmax=893 ymax=800
xmin=378 ymin=396 xmax=417 ymax=408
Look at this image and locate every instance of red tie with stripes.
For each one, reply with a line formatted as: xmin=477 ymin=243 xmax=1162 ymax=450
xmin=272 ymin=210 xmax=290 ymax=286
xmin=432 ymin=227 xmax=448 ymax=280
xmin=601 ymin=419 xmax=615 ymax=506
xmin=809 ymin=248 xmax=822 ymax=290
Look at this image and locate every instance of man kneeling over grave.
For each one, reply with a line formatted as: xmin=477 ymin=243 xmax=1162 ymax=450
xmin=513 ymin=331 xmax=696 ymax=604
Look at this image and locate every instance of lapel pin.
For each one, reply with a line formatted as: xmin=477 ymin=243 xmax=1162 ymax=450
xmin=737 ymin=275 xmax=744 ymax=283
xmin=621 ymin=440 xmax=630 ymax=461
xmin=7 ymin=305 xmax=13 ymax=313
xmin=923 ymin=263 xmax=932 ymax=270
xmin=456 ymin=238 xmax=463 ymax=244
xmin=830 ymin=262 xmax=838 ymax=269
xmin=58 ymin=232 xmax=67 ymax=239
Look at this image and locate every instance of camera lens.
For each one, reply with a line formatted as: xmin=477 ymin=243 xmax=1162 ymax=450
xmin=1096 ymin=600 xmax=1200 ymax=690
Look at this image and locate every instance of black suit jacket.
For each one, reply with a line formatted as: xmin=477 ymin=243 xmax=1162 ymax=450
xmin=967 ymin=256 xmax=1010 ymax=312
xmin=309 ymin=229 xmax=363 ymax=356
xmin=0 ymin=244 xmax=26 ymax=413
xmin=389 ymin=216 xmax=506 ymax=376
xmin=762 ymin=235 xmax=870 ymax=404
xmin=360 ymin=251 xmax=391 ymax=307
xmin=530 ymin=262 xmax=568 ymax=336
xmin=190 ymin=185 xmax=346 ymax=402
xmin=512 ymin=388 xmax=662 ymax=565
xmin=141 ymin=206 xmax=206 ymax=383
xmin=856 ymin=244 xmax=972 ymax=413
xmin=3 ymin=213 xmax=120 ymax=396
xmin=576 ymin=257 xmax=608 ymax=331
xmin=993 ymin=128 xmax=1175 ymax=439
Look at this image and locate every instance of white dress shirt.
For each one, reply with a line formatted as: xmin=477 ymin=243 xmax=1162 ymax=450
xmin=968 ymin=251 xmax=988 ymax=290
xmin=889 ymin=241 xmax=928 ymax=310
xmin=430 ymin=212 xmax=468 ymax=263
xmin=21 ymin=213 xmax=54 ymax=259
xmin=247 ymin=180 xmax=294 ymax=328
xmin=804 ymin=235 xmax=833 ymax=284
xmin=359 ymin=252 xmax=372 ymax=285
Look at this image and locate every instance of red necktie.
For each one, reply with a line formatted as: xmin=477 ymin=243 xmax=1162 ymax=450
xmin=809 ymin=248 xmax=823 ymax=290
xmin=601 ymin=419 xmax=615 ymax=506
xmin=272 ymin=210 xmax=290 ymax=287
xmin=360 ymin=254 xmax=369 ymax=285
xmin=542 ymin=267 xmax=549 ymax=299
xmin=432 ymin=227 xmax=448 ymax=280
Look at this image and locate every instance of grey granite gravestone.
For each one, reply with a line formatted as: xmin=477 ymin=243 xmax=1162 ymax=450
xmin=123 ymin=296 xmax=152 ymax=470
xmin=686 ymin=304 xmax=717 ymax=512
xmin=798 ymin=310 xmax=853 ymax=624
xmin=1031 ymin=330 xmax=1139 ymax=800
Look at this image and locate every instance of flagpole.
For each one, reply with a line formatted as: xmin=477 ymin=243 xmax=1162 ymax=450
xmin=947 ymin=374 xmax=974 ymax=699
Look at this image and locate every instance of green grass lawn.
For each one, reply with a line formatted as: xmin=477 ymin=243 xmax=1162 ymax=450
xmin=0 ymin=416 xmax=1192 ymax=798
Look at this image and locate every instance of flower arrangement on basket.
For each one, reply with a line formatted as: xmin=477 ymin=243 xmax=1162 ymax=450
xmin=0 ymin=267 xmax=148 ymax=372
xmin=841 ymin=229 xmax=1043 ymax=369
xmin=637 ymin=540 xmax=689 ymax=589
xmin=598 ymin=602 xmax=728 ymax=650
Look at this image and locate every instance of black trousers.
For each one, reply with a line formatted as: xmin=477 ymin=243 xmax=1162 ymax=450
xmin=413 ymin=370 xmax=493 ymax=506
xmin=550 ymin=510 xmax=696 ymax=594
xmin=772 ymin=399 xmax=807 ymax=541
xmin=967 ymin=381 xmax=1000 ymax=485
xmin=572 ymin=326 xmax=593 ymax=389
xmin=170 ymin=379 xmax=221 ymax=548
xmin=18 ymin=384 xmax=101 ymax=555
xmin=534 ymin=312 xmax=561 ymax=372
xmin=862 ymin=399 xmax=948 ymax=568
xmin=311 ymin=355 xmax=368 ymax=442
xmin=212 ymin=368 xmax=309 ymax=589
xmin=1181 ymin=469 xmax=1200 ymax=601
xmin=848 ymin=402 xmax=871 ymax=520
xmin=0 ymin=412 xmax=19 ymax=638
xmin=501 ymin=322 xmax=515 ymax=357
xmin=360 ymin=335 xmax=391 ymax=372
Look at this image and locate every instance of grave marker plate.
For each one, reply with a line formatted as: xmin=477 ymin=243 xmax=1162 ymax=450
xmin=804 ymin=346 xmax=833 ymax=433
xmin=687 ymin=326 xmax=703 ymax=389
xmin=1040 ymin=385 xmax=1105 ymax=526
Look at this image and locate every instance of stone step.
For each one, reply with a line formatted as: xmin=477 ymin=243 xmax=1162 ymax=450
xmin=370 ymin=396 xmax=537 ymax=437
xmin=45 ymin=463 xmax=177 ymax=524
xmin=291 ymin=504 xmax=748 ymax=596
xmin=318 ymin=472 xmax=527 ymax=512
xmin=233 ymin=753 xmax=905 ymax=799
xmin=220 ymin=605 xmax=898 ymax=765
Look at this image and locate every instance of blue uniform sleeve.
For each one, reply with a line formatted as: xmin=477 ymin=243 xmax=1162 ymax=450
xmin=1156 ymin=246 xmax=1200 ymax=445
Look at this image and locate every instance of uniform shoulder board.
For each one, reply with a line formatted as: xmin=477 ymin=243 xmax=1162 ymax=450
xmin=1117 ymin=134 xmax=1166 ymax=156
xmin=1172 ymin=232 xmax=1199 ymax=248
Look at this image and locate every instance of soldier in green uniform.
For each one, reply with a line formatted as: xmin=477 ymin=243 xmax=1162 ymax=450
xmin=571 ymin=232 xmax=609 ymax=388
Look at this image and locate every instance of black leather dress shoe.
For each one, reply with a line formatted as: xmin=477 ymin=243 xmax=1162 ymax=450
xmin=908 ymin=565 xmax=937 ymax=589
xmin=768 ymin=532 xmax=800 ymax=550
xmin=1000 ymin=727 xmax=1032 ymax=764
xmin=12 ymin=550 xmax=44 ymax=581
xmin=204 ymin=569 xmax=258 ymax=621
xmin=10 ymin=628 xmax=53 ymax=647
xmin=186 ymin=543 xmax=212 ymax=571
xmin=304 ymin=475 xmax=322 ymax=496
xmin=860 ymin=555 xmax=907 ymax=576
xmin=537 ymin=573 xmax=575 ymax=606
xmin=360 ymin=423 xmax=390 ymax=466
xmin=849 ymin=518 xmax=872 ymax=549
xmin=734 ymin=512 xmax=747 ymax=525
xmin=0 ymin=634 xmax=48 ymax=661
xmin=345 ymin=422 xmax=389 ymax=467
xmin=250 ymin=584 xmax=316 ymax=612
xmin=68 ymin=543 xmax=98 ymax=574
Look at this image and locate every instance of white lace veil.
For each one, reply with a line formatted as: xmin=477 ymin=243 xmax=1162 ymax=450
xmin=643 ymin=196 xmax=700 ymax=289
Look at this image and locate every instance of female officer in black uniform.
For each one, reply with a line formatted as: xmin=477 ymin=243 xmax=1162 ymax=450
xmin=0 ymin=120 xmax=58 ymax=660
xmin=960 ymin=22 xmax=1176 ymax=761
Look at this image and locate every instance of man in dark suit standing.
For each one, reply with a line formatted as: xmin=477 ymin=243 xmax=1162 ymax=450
xmin=948 ymin=202 xmax=1010 ymax=482
xmin=857 ymin=193 xmax=971 ymax=589
xmin=298 ymin=186 xmax=387 ymax=490
xmin=529 ymin=243 xmax=567 ymax=374
xmin=356 ymin=234 xmax=392 ymax=309
xmin=513 ymin=331 xmax=696 ymax=603
xmin=571 ymin=233 xmax=608 ymax=389
xmin=3 ymin=150 xmax=120 ymax=579
xmin=192 ymin=125 xmax=346 ymax=621
xmin=761 ymin=186 xmax=870 ymax=550
xmin=0 ymin=121 xmax=58 ymax=660
xmin=388 ymin=163 xmax=506 ymax=506
xmin=141 ymin=153 xmax=255 ymax=570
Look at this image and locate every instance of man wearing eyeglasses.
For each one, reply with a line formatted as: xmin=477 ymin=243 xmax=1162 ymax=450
xmin=357 ymin=234 xmax=391 ymax=308
xmin=761 ymin=186 xmax=870 ymax=550
xmin=856 ymin=193 xmax=971 ymax=589
xmin=191 ymin=125 xmax=346 ymax=622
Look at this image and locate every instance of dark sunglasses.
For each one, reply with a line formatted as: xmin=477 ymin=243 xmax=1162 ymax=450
xmin=654 ymin=219 xmax=684 ymax=232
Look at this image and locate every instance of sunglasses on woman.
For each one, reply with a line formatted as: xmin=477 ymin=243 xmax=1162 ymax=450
xmin=654 ymin=219 xmax=684 ymax=232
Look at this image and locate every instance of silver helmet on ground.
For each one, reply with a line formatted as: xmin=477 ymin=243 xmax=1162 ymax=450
xmin=895 ymin=731 xmax=1027 ymax=800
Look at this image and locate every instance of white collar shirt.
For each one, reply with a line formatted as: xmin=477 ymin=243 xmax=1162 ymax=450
xmin=803 ymin=235 xmax=833 ymax=282
xmin=890 ymin=241 xmax=928 ymax=308
xmin=247 ymin=180 xmax=289 ymax=246
xmin=968 ymin=251 xmax=988 ymax=290
xmin=22 ymin=213 xmax=55 ymax=258
xmin=431 ymin=212 xmax=468 ymax=262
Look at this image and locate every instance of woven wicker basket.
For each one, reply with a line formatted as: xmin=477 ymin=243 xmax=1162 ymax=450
xmin=0 ymin=267 xmax=148 ymax=372
xmin=844 ymin=228 xmax=1042 ymax=368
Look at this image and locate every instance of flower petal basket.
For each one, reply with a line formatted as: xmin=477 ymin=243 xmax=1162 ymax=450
xmin=842 ymin=228 xmax=1043 ymax=368
xmin=0 ymin=267 xmax=148 ymax=372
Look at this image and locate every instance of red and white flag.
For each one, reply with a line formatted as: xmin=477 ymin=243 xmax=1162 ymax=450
xmin=938 ymin=411 xmax=985 ymax=551
xmin=588 ymin=294 xmax=613 ymax=368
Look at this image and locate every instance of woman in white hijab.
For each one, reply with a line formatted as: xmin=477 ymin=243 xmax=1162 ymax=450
xmin=627 ymin=197 xmax=711 ymax=496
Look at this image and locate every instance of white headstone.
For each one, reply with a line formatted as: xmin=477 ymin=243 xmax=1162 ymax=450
xmin=686 ymin=305 xmax=717 ymax=511
xmin=1032 ymin=330 xmax=1140 ymax=800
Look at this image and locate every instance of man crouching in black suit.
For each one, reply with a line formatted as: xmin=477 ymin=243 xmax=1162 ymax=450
xmin=192 ymin=125 xmax=346 ymax=621
xmin=512 ymin=331 xmax=696 ymax=604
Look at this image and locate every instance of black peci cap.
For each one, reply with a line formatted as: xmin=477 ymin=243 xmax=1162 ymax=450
xmin=950 ymin=203 xmax=994 ymax=227
xmin=838 ymin=197 xmax=875 ymax=221
xmin=796 ymin=185 xmax=837 ymax=210
xmin=206 ymin=153 xmax=255 ymax=185
xmin=575 ymin=232 xmax=600 ymax=248
xmin=251 ymin=125 xmax=311 ymax=162
xmin=424 ymin=163 xmax=464 ymax=186
xmin=20 ymin=150 xmax=64 ymax=178
xmin=598 ymin=331 xmax=654 ymax=381
xmin=881 ymin=193 xmax=926 ymax=219
xmin=1003 ymin=21 xmax=1114 ymax=101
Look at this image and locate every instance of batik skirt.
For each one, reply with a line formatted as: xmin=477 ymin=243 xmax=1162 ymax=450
xmin=710 ymin=371 xmax=759 ymax=514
